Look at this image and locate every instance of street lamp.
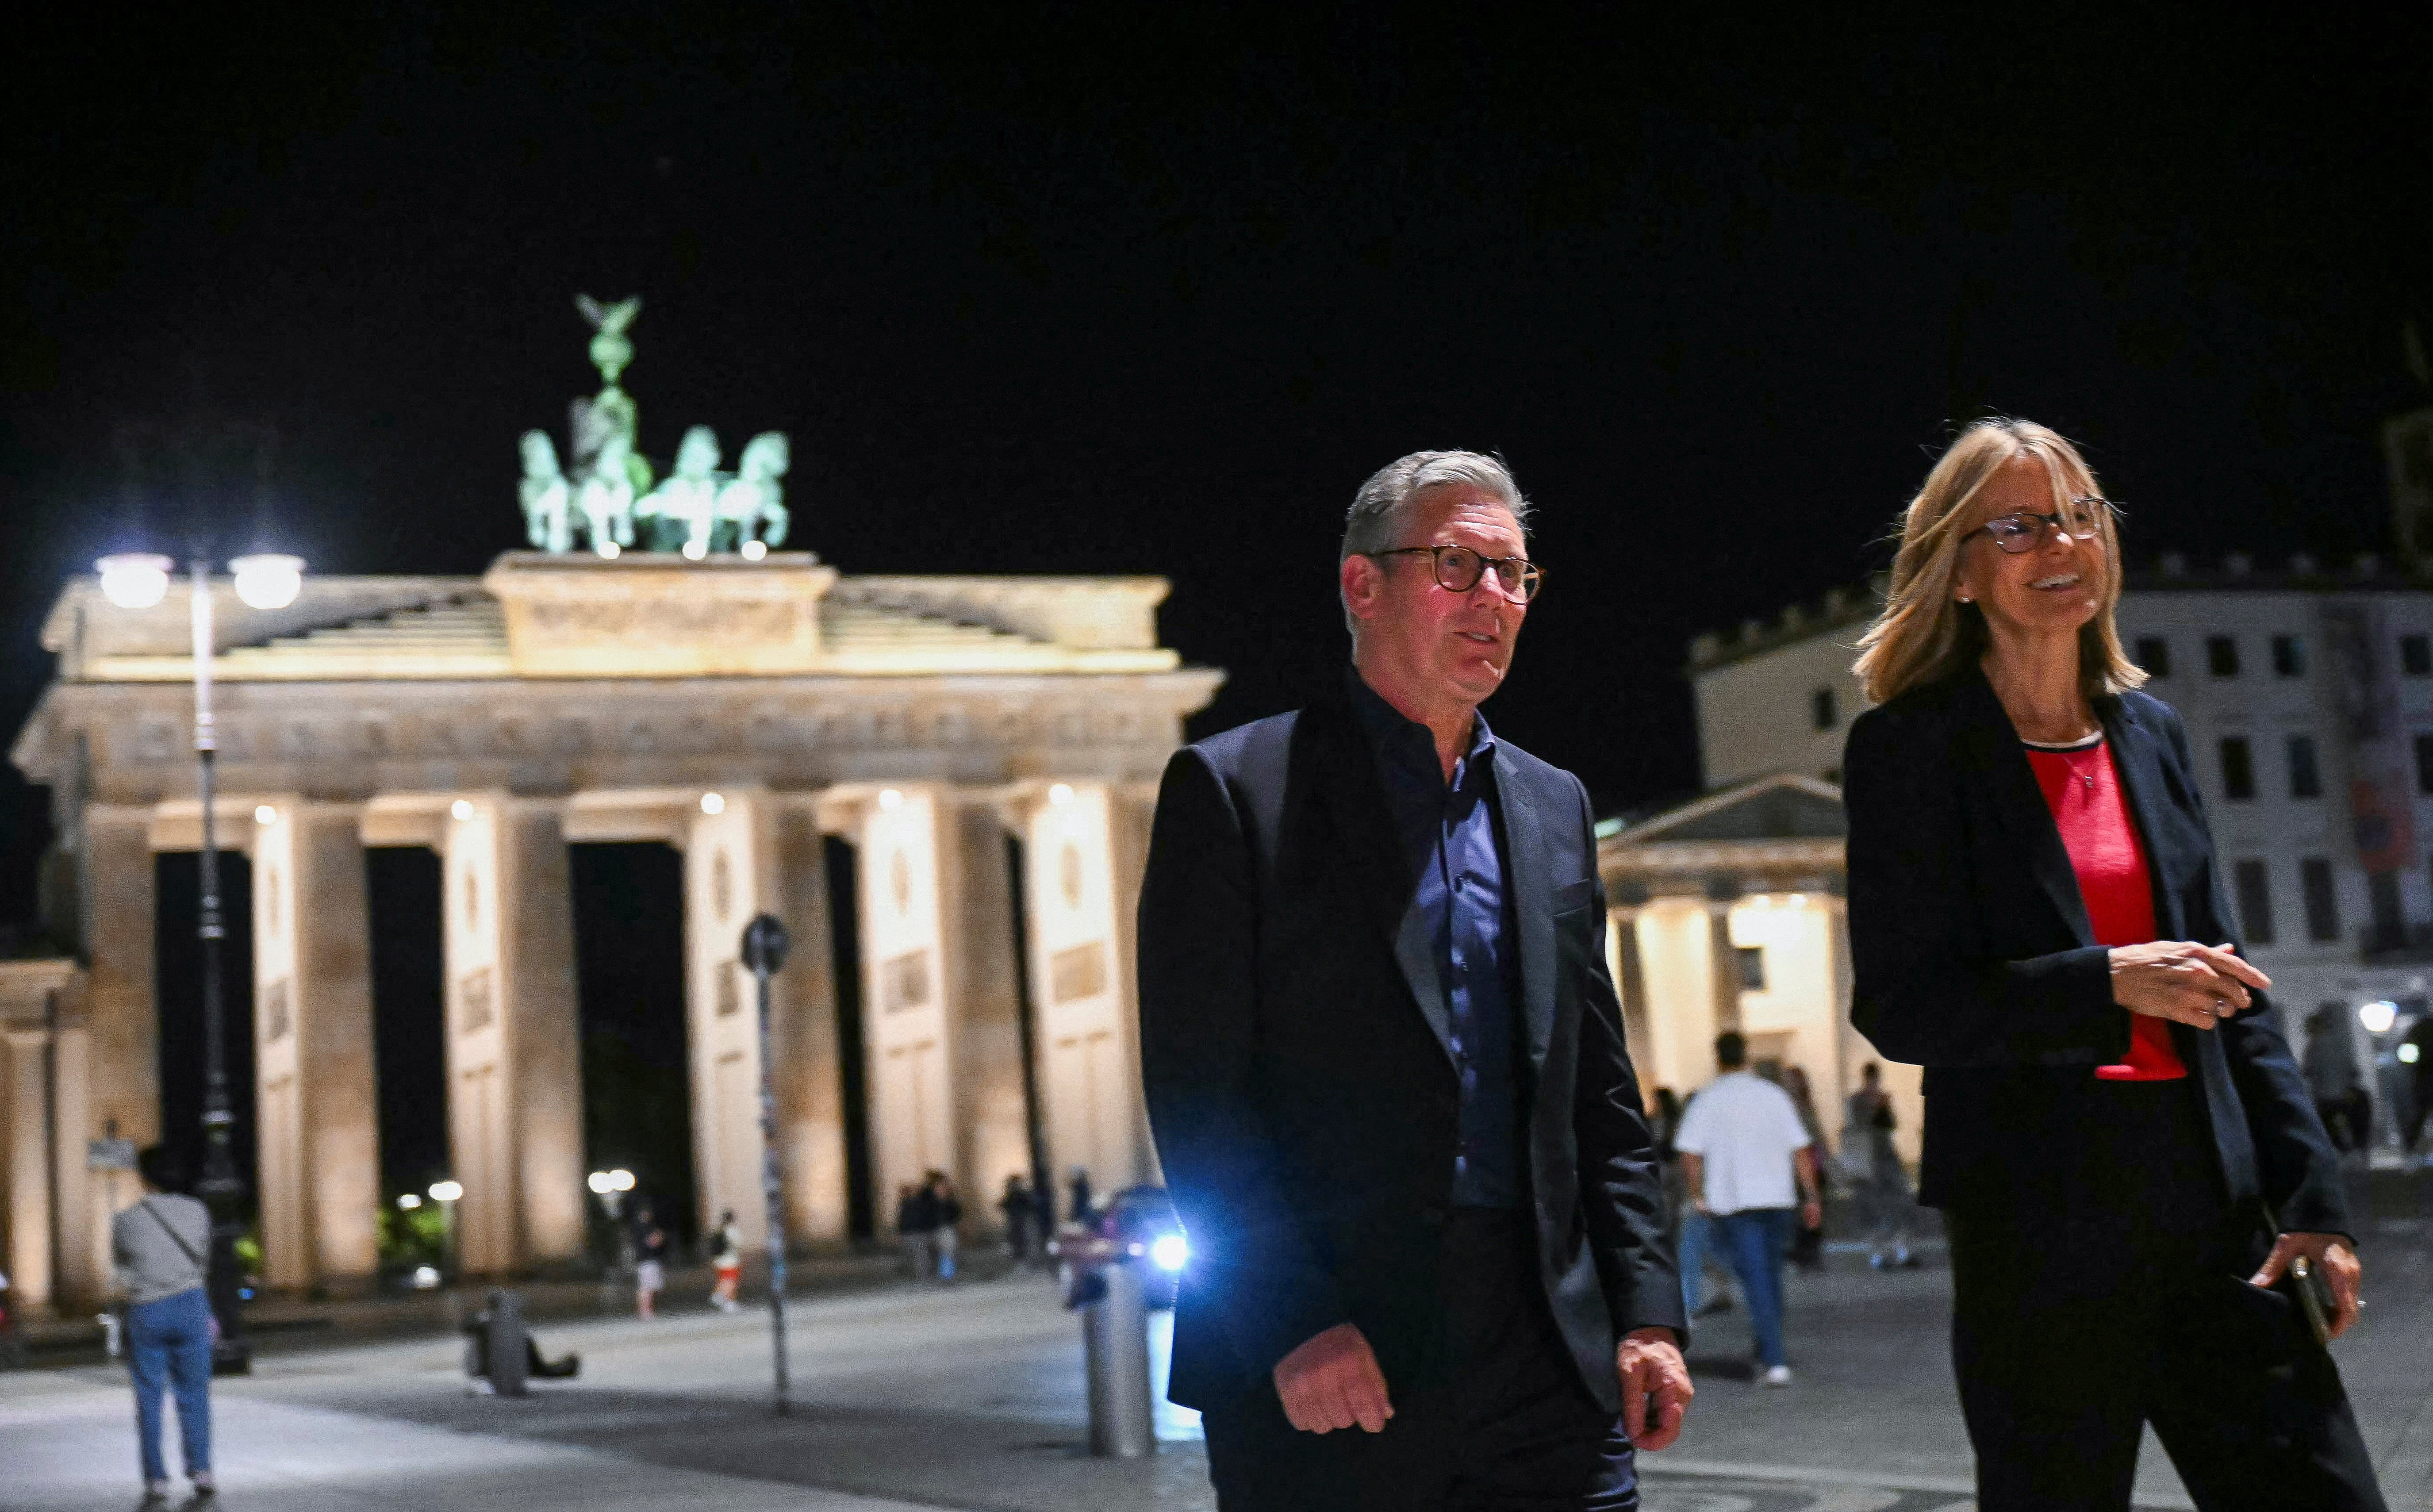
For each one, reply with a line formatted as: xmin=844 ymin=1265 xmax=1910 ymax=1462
xmin=96 ymin=546 xmax=309 ymax=1374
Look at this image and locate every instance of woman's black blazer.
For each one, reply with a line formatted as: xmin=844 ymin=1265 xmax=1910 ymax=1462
xmin=1842 ymin=666 xmax=2350 ymax=1237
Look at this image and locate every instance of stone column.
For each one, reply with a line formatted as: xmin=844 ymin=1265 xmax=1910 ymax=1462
xmin=770 ymin=802 xmax=847 ymax=1243
xmin=1 ymin=1025 xmax=52 ymax=1315
xmin=847 ymin=786 xmax=959 ymax=1231
xmin=946 ymin=792 xmax=1028 ymax=1238
xmin=441 ymin=795 xmax=585 ymax=1274
xmin=1631 ymin=894 xmax=1722 ymax=1094
xmin=681 ymin=786 xmax=851 ymax=1251
xmin=1706 ymin=896 xmax=1744 ymax=1035
xmin=249 ymin=801 xmax=380 ymax=1293
xmin=49 ymin=1017 xmax=95 ymax=1310
xmin=76 ymin=806 xmax=154 ymax=1298
xmin=1608 ymin=904 xmax=1657 ymax=1107
xmin=1020 ymin=783 xmax=1148 ymax=1197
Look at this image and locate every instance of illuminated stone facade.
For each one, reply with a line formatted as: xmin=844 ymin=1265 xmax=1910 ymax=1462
xmin=6 ymin=553 xmax=1218 ymax=1309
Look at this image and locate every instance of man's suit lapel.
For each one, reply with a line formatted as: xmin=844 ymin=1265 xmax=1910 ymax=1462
xmin=1957 ymin=670 xmax=2096 ymax=948
xmin=1496 ymin=760 xmax=1557 ymax=1074
xmin=1302 ymin=697 xmax=1458 ymax=1066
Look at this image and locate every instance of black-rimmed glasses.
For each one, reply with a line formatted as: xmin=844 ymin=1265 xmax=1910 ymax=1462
xmin=1366 ymin=544 xmax=1545 ymax=602
xmin=1977 ymin=496 xmax=2123 ymax=555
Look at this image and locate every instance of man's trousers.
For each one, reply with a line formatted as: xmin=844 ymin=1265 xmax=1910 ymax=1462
xmin=1201 ymin=1209 xmax=1637 ymax=1512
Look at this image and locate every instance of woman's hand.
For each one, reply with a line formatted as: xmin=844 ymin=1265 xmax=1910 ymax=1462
xmin=2107 ymin=941 xmax=2270 ymax=1029
xmin=2251 ymin=1232 xmax=2364 ymax=1339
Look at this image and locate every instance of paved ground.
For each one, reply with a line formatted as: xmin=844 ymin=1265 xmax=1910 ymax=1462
xmin=6 ymin=1168 xmax=2428 ymax=1512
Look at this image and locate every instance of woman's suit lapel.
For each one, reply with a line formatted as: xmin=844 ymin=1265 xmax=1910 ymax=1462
xmin=1957 ymin=671 xmax=2095 ymax=948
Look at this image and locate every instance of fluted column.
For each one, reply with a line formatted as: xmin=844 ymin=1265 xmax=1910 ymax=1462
xmin=844 ymin=785 xmax=959 ymax=1225
xmin=947 ymin=791 xmax=1028 ymax=1236
xmin=1706 ymin=897 xmax=1744 ymax=1036
xmin=250 ymin=800 xmax=380 ymax=1293
xmin=1019 ymin=782 xmax=1147 ymax=1196
xmin=1 ymin=1023 xmax=52 ymax=1314
xmin=441 ymin=795 xmax=584 ymax=1274
xmin=770 ymin=802 xmax=847 ymax=1243
xmin=1608 ymin=903 xmax=1656 ymax=1107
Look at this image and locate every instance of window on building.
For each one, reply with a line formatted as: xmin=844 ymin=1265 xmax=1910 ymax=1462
xmin=2371 ymin=871 xmax=2406 ymax=949
xmin=2135 ymin=636 xmax=2171 ymax=678
xmin=2272 ymin=634 xmax=2306 ymax=677
xmin=2207 ymin=636 xmax=2240 ymax=677
xmin=2219 ymin=737 xmax=2255 ymax=800
xmin=1811 ymin=687 xmax=1838 ymax=731
xmin=1735 ymin=946 xmax=1766 ymax=991
xmin=2301 ymin=857 xmax=2339 ymax=943
xmin=2233 ymin=859 xmax=2275 ymax=945
xmin=2403 ymin=634 xmax=2433 ymax=677
xmin=2287 ymin=735 xmax=2321 ymax=799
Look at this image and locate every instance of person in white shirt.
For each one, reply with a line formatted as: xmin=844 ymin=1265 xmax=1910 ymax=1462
xmin=1671 ymin=1033 xmax=1823 ymax=1386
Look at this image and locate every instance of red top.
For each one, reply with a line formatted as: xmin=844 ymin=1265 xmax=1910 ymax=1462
xmin=2023 ymin=737 xmax=2188 ymax=1081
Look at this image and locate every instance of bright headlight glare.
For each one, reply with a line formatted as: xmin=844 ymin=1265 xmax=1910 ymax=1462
xmin=2360 ymin=1001 xmax=2398 ymax=1034
xmin=96 ymin=553 xmax=174 ymax=610
xmin=1149 ymin=1235 xmax=1190 ymax=1272
xmin=230 ymin=553 xmax=305 ymax=610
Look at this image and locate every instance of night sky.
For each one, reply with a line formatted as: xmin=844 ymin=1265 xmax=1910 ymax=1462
xmin=5 ymin=10 xmax=2428 ymax=1200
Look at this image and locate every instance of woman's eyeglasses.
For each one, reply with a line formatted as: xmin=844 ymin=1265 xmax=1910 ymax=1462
xmin=1977 ymin=496 xmax=2122 ymax=555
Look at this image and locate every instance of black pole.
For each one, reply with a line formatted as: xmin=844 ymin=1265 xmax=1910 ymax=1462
xmin=188 ymin=556 xmax=250 ymax=1374
xmin=742 ymin=912 xmax=793 ymax=1415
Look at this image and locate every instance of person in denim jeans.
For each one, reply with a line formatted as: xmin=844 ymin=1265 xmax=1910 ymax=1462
xmin=1672 ymin=1034 xmax=1822 ymax=1387
xmin=113 ymin=1145 xmax=215 ymax=1503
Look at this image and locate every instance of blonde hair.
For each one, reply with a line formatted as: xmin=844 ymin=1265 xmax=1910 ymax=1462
xmin=1852 ymin=418 xmax=2146 ymax=706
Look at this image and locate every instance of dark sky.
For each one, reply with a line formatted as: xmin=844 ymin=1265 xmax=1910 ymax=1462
xmin=7 ymin=5 xmax=2431 ymax=927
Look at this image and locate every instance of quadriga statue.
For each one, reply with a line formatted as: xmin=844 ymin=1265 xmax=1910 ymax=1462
xmin=518 ymin=431 xmax=572 ymax=553
xmin=637 ymin=426 xmax=722 ymax=556
xmin=575 ymin=426 xmax=638 ymax=555
xmin=714 ymin=432 xmax=792 ymax=550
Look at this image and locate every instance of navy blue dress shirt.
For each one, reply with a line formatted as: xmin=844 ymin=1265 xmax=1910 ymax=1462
xmin=1349 ymin=671 xmax=1524 ymax=1209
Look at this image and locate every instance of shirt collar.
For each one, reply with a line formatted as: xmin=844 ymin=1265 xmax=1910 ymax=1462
xmin=1346 ymin=666 xmax=1496 ymax=790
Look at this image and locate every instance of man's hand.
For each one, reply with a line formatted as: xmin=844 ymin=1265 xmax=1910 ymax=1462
xmin=1616 ymin=1327 xmax=1692 ymax=1451
xmin=2250 ymin=1232 xmax=2364 ymax=1339
xmin=1273 ymin=1322 xmax=1393 ymax=1434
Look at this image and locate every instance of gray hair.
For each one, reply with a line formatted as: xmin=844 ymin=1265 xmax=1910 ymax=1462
xmin=1339 ymin=450 xmax=1532 ymax=631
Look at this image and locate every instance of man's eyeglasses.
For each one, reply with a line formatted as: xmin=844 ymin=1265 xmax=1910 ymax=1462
xmin=1977 ymin=496 xmax=2122 ymax=555
xmin=1366 ymin=544 xmax=1545 ymax=602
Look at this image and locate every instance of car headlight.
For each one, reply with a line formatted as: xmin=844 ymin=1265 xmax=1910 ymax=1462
xmin=1149 ymin=1235 xmax=1190 ymax=1273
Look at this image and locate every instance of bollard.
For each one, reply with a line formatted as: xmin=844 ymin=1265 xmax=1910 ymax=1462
xmin=485 ymin=1289 xmax=529 ymax=1397
xmin=1082 ymin=1258 xmax=1156 ymax=1458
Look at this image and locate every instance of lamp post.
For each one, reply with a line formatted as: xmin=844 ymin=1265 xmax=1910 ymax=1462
xmin=741 ymin=912 xmax=792 ymax=1416
xmin=95 ymin=547 xmax=307 ymax=1375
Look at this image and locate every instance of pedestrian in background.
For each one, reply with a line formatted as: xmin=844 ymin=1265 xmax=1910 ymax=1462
xmin=1064 ymin=1166 xmax=1093 ymax=1225
xmin=2303 ymin=1004 xmax=2366 ymax=1154
xmin=2402 ymin=1013 xmax=2433 ymax=1164
xmin=114 ymin=1144 xmax=215 ymax=1504
xmin=1845 ymin=417 xmax=2383 ymax=1507
xmin=1844 ymin=1063 xmax=1917 ymax=1270
xmin=1779 ymin=1066 xmax=1830 ymax=1273
xmin=999 ymin=1175 xmax=1038 ymax=1264
xmin=630 ymin=1202 xmax=668 ymax=1319
xmin=895 ymin=1183 xmax=935 ymax=1280
xmin=1673 ymin=1032 xmax=1823 ymax=1386
xmin=926 ymin=1172 xmax=963 ymax=1283
xmin=710 ymin=1209 xmax=743 ymax=1313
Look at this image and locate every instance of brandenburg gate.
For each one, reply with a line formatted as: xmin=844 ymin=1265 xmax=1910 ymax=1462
xmin=5 ymin=550 xmax=1217 ymax=1309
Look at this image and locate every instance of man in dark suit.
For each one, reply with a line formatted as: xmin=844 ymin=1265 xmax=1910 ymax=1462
xmin=1139 ymin=451 xmax=1690 ymax=1510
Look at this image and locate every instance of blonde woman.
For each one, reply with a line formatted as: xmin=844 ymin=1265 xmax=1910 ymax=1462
xmin=1842 ymin=419 xmax=2384 ymax=1511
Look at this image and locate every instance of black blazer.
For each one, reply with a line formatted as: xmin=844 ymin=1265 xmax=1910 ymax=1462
xmin=1137 ymin=687 xmax=1682 ymax=1414
xmin=1843 ymin=668 xmax=2350 ymax=1238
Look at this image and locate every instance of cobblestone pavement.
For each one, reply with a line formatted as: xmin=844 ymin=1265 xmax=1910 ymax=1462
xmin=4 ymin=1166 xmax=2426 ymax=1512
